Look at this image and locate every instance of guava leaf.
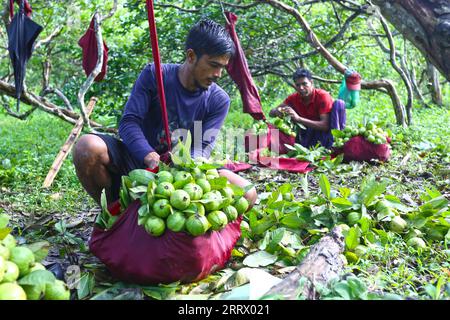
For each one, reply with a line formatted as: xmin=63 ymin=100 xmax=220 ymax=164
xmin=345 ymin=227 xmax=360 ymax=250
xmin=77 ymin=272 xmax=95 ymax=300
xmin=0 ymin=227 xmax=12 ymax=240
xmin=243 ymin=251 xmax=277 ymax=267
xmin=18 ymin=270 xmax=56 ymax=287
xmin=25 ymin=241 xmax=50 ymax=262
xmin=319 ymin=174 xmax=331 ymax=199
xmin=0 ymin=213 xmax=10 ymax=229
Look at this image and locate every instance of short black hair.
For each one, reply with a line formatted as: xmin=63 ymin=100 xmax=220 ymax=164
xmin=293 ymin=68 xmax=312 ymax=81
xmin=185 ymin=19 xmax=235 ymax=59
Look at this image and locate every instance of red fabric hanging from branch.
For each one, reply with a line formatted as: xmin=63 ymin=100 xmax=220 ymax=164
xmin=225 ymin=12 xmax=266 ymax=121
xmin=78 ymin=17 xmax=109 ymax=82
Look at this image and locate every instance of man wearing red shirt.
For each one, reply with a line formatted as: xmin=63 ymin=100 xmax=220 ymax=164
xmin=269 ymin=68 xmax=346 ymax=148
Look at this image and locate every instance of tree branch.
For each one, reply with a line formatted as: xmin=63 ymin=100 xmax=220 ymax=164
xmin=379 ymin=15 xmax=412 ymax=125
xmin=0 ymin=78 xmax=116 ymax=132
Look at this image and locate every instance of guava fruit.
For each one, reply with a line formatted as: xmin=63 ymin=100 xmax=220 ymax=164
xmin=155 ymin=182 xmax=175 ymax=199
xmin=44 ymin=280 xmax=70 ymax=300
xmin=207 ymin=211 xmax=228 ymax=231
xmin=166 ymin=211 xmax=186 ymax=232
xmin=223 ymin=205 xmax=238 ymax=222
xmin=174 ymin=171 xmax=193 ymax=187
xmin=407 ymin=237 xmax=427 ymax=250
xmin=0 ymin=245 xmax=10 ymax=260
xmin=170 ymin=190 xmax=191 ymax=210
xmin=144 ymin=216 xmax=166 ymax=237
xmin=0 ymin=256 xmax=5 ymax=282
xmin=2 ymin=261 xmax=19 ymax=283
xmin=152 ymin=199 xmax=172 ymax=218
xmin=389 ymin=216 xmax=407 ymax=233
xmin=9 ymin=246 xmax=35 ymax=277
xmin=202 ymin=192 xmax=221 ymax=212
xmin=156 ymin=171 xmax=174 ymax=183
xmin=2 ymin=234 xmax=16 ymax=250
xmin=0 ymin=282 xmax=27 ymax=300
xmin=234 ymin=197 xmax=249 ymax=215
xmin=220 ymin=187 xmax=234 ymax=206
xmin=196 ymin=179 xmax=211 ymax=193
xmin=185 ymin=215 xmax=209 ymax=236
xmin=183 ymin=183 xmax=203 ymax=201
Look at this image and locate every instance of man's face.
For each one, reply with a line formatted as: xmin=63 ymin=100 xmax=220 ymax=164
xmin=294 ymin=77 xmax=314 ymax=98
xmin=191 ymin=53 xmax=230 ymax=90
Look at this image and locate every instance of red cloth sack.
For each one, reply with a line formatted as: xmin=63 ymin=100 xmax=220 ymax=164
xmin=78 ymin=16 xmax=109 ymax=82
xmin=89 ymin=200 xmax=242 ymax=285
xmin=334 ymin=135 xmax=391 ymax=162
xmin=225 ymin=12 xmax=265 ymax=121
xmin=249 ymin=149 xmax=312 ymax=173
xmin=267 ymin=123 xmax=296 ymax=155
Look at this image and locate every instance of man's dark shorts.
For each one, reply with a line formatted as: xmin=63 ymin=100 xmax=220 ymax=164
xmin=95 ymin=133 xmax=144 ymax=201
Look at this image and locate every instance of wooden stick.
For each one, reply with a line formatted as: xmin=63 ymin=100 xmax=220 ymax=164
xmin=42 ymin=97 xmax=97 ymax=188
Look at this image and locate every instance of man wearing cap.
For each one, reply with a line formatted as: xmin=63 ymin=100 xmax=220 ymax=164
xmin=269 ymin=68 xmax=350 ymax=149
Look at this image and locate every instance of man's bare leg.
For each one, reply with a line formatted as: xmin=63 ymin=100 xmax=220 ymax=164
xmin=72 ymin=134 xmax=113 ymax=204
xmin=218 ymin=169 xmax=257 ymax=210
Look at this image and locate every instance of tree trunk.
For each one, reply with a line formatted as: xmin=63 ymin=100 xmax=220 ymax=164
xmin=372 ymin=0 xmax=450 ymax=82
xmin=263 ymin=227 xmax=345 ymax=300
xmin=427 ymin=61 xmax=443 ymax=105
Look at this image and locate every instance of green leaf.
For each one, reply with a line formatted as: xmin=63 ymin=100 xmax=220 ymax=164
xmin=359 ymin=177 xmax=388 ymax=206
xmin=331 ymin=197 xmax=353 ymax=209
xmin=209 ymin=177 xmax=228 ymax=190
xmin=25 ymin=241 xmax=50 ymax=262
xmin=345 ymin=227 xmax=360 ymax=250
xmin=281 ymin=213 xmax=306 ymax=228
xmin=319 ymin=174 xmax=330 ymax=199
xmin=0 ymin=227 xmax=12 ymax=240
xmin=279 ymin=183 xmax=292 ymax=194
xmin=0 ymin=213 xmax=10 ymax=229
xmin=339 ymin=187 xmax=351 ymax=198
xmin=77 ymin=272 xmax=95 ymax=300
xmin=142 ymin=283 xmax=179 ymax=300
xmin=333 ymin=282 xmax=352 ymax=300
xmin=228 ymin=184 xmax=245 ymax=197
xmin=267 ymin=228 xmax=286 ymax=252
xmin=243 ymin=251 xmax=278 ymax=267
xmin=18 ymin=270 xmax=56 ymax=287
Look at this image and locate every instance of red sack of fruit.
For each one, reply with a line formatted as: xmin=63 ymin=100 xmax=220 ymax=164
xmin=334 ymin=135 xmax=391 ymax=162
xmin=89 ymin=200 xmax=242 ymax=285
xmin=266 ymin=123 xmax=296 ymax=155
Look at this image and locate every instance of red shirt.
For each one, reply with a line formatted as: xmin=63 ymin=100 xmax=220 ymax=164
xmin=284 ymin=88 xmax=333 ymax=121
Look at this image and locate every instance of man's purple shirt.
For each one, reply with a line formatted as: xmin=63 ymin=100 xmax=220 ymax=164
xmin=119 ymin=63 xmax=230 ymax=165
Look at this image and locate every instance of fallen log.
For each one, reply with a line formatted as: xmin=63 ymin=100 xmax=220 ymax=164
xmin=263 ymin=226 xmax=345 ymax=299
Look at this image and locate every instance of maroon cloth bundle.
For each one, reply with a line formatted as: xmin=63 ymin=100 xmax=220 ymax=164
xmin=89 ymin=200 xmax=242 ymax=285
xmin=334 ymin=136 xmax=391 ymax=162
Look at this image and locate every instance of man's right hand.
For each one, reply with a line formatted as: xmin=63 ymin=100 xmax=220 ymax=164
xmin=144 ymin=151 xmax=160 ymax=169
xmin=269 ymin=106 xmax=284 ymax=118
